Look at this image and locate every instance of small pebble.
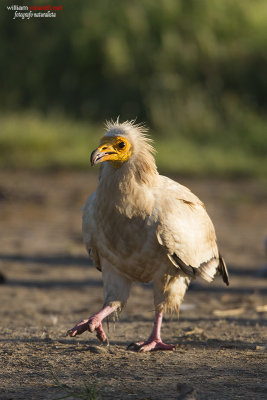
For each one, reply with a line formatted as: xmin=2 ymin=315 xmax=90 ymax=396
xmin=255 ymin=345 xmax=266 ymax=351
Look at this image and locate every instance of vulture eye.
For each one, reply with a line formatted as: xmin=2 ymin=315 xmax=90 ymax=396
xmin=118 ymin=141 xmax=126 ymax=149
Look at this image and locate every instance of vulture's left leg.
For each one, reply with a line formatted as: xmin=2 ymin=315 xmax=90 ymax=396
xmin=128 ymin=311 xmax=175 ymax=352
xmin=67 ymin=263 xmax=132 ymax=343
xmin=128 ymin=275 xmax=189 ymax=352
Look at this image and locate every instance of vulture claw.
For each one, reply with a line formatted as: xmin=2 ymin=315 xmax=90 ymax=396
xmin=66 ymin=329 xmax=75 ymax=337
xmin=127 ymin=340 xmax=175 ymax=352
xmin=67 ymin=319 xmax=90 ymax=337
xmin=67 ymin=306 xmax=116 ymax=342
xmin=67 ymin=318 xmax=108 ymax=343
xmin=95 ymin=322 xmax=108 ymax=343
xmin=127 ymin=342 xmax=144 ymax=351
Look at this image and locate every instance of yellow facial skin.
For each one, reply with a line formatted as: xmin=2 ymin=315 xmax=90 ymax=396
xmin=90 ymin=136 xmax=132 ymax=167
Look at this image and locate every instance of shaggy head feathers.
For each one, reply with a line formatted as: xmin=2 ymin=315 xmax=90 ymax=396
xmin=105 ymin=119 xmax=155 ymax=155
xmin=103 ymin=119 xmax=158 ymax=183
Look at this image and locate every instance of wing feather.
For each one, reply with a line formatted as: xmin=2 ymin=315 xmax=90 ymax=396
xmin=155 ymin=176 xmax=227 ymax=284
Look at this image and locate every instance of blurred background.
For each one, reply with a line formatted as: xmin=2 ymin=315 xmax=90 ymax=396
xmin=1 ymin=0 xmax=267 ymax=176
xmin=0 ymin=3 xmax=267 ymax=397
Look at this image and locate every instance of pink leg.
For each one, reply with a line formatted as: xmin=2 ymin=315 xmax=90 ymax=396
xmin=67 ymin=305 xmax=117 ymax=343
xmin=128 ymin=312 xmax=175 ymax=352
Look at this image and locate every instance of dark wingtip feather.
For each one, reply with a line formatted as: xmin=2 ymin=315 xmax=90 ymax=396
xmin=171 ymin=253 xmax=197 ymax=278
xmin=218 ymin=254 xmax=230 ymax=286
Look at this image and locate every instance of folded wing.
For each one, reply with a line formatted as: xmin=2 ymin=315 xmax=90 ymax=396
xmin=155 ymin=176 xmax=229 ymax=285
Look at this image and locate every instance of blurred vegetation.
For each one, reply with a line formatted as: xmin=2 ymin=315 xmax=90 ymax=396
xmin=1 ymin=112 xmax=266 ymax=177
xmin=0 ymin=0 xmax=267 ymax=176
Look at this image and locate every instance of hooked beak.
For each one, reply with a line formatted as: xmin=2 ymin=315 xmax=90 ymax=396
xmin=90 ymin=148 xmax=116 ymax=166
xmin=90 ymin=149 xmax=103 ymax=166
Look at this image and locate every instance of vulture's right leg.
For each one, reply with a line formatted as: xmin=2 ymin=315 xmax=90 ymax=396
xmin=67 ymin=305 xmax=117 ymax=342
xmin=67 ymin=263 xmax=132 ymax=343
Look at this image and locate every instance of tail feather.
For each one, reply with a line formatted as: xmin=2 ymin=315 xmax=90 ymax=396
xmin=218 ymin=254 xmax=229 ymax=286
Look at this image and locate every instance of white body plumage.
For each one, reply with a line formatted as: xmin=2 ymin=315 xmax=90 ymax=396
xmin=82 ymin=121 xmax=228 ymax=316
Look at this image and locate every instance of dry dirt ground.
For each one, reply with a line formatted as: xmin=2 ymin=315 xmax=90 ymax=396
xmin=0 ymin=171 xmax=266 ymax=400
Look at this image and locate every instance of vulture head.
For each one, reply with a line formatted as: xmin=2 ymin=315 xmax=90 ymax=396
xmin=90 ymin=120 xmax=157 ymax=176
xmin=90 ymin=134 xmax=133 ymax=167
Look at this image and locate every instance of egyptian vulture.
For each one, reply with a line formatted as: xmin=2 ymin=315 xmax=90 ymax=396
xmin=67 ymin=120 xmax=229 ymax=351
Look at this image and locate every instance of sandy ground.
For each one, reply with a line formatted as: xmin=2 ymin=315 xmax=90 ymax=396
xmin=0 ymin=171 xmax=266 ymax=400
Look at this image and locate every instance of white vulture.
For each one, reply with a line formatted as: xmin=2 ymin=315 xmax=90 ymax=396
xmin=67 ymin=120 xmax=229 ymax=352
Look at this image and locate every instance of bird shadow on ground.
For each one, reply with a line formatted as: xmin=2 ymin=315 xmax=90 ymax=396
xmin=3 ymin=275 xmax=266 ymax=295
xmin=0 ymin=253 xmax=91 ymax=268
xmin=4 ymin=278 xmax=102 ymax=289
xmin=1 ymin=253 xmax=266 ymax=295
xmin=0 ymin=254 xmax=261 ymax=276
xmin=4 ymin=277 xmax=265 ymax=296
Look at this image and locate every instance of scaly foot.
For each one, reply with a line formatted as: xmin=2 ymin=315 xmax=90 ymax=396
xmin=67 ymin=317 xmax=107 ymax=342
xmin=127 ymin=339 xmax=175 ymax=352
